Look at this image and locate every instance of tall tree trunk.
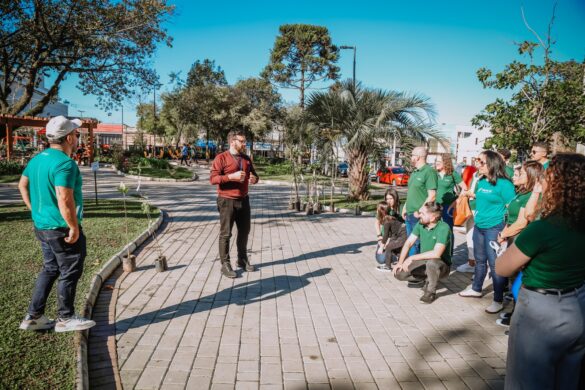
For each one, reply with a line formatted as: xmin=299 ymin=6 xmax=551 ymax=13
xmin=347 ymin=148 xmax=370 ymax=201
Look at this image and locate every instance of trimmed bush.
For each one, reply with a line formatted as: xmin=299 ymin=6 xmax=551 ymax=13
xmin=0 ymin=160 xmax=24 ymax=175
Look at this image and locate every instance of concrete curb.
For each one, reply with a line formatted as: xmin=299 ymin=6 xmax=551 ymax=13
xmin=112 ymin=167 xmax=197 ymax=183
xmin=75 ymin=209 xmax=165 ymax=390
xmin=322 ymin=205 xmax=374 ymax=216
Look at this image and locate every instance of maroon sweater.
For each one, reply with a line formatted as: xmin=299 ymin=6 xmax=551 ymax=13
xmin=210 ymin=150 xmax=258 ymax=199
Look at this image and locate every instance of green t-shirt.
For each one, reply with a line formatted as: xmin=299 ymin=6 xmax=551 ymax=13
xmin=436 ymin=171 xmax=462 ymax=206
xmin=405 ymin=164 xmax=438 ymax=213
xmin=506 ymin=191 xmax=532 ymax=225
xmin=516 ymin=217 xmax=585 ymax=289
xmin=474 ymin=177 xmax=516 ymax=228
xmin=22 ymin=148 xmax=83 ymax=229
xmin=505 ymin=165 xmax=514 ymax=179
xmin=542 ymin=160 xmax=550 ymax=170
xmin=412 ymin=220 xmax=452 ymax=265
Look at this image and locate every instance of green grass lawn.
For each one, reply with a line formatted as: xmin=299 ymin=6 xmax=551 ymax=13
xmin=128 ymin=166 xmax=193 ymax=180
xmin=317 ymin=194 xmax=407 ymax=212
xmin=0 ymin=200 xmax=159 ymax=389
xmin=0 ymin=174 xmax=20 ymax=183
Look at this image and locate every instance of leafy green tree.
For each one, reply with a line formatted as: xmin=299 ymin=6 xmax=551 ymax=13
xmin=159 ymin=90 xmax=197 ymax=145
xmin=262 ymin=24 xmax=339 ymax=108
xmin=186 ymin=59 xmax=227 ymax=88
xmin=136 ymin=102 xmax=165 ymax=144
xmin=472 ymin=8 xmax=585 ymax=153
xmin=0 ymin=0 xmax=174 ymax=115
xmin=306 ymin=80 xmax=439 ymax=201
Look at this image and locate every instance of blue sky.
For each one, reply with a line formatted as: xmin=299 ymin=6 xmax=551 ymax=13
xmin=58 ymin=0 xmax=585 ymax=135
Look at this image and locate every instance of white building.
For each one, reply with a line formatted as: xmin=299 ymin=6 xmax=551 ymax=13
xmin=455 ymin=125 xmax=492 ymax=163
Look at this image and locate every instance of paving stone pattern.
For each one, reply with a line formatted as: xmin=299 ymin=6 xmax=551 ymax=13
xmin=84 ymin=168 xmax=508 ymax=390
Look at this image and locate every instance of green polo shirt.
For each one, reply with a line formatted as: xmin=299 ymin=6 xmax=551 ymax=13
xmin=516 ymin=216 xmax=585 ymax=289
xmin=474 ymin=177 xmax=516 ymax=228
xmin=436 ymin=171 xmax=462 ymax=206
xmin=405 ymin=164 xmax=438 ymax=213
xmin=412 ymin=220 xmax=452 ymax=265
xmin=506 ymin=191 xmax=532 ymax=225
xmin=505 ymin=165 xmax=514 ymax=179
xmin=22 ymin=148 xmax=84 ymax=229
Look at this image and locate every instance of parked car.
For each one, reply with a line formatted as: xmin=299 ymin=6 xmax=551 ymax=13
xmin=337 ymin=162 xmax=349 ymax=177
xmin=376 ymin=166 xmax=409 ymax=186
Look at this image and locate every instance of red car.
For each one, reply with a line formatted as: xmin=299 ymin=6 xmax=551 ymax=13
xmin=376 ymin=166 xmax=410 ymax=186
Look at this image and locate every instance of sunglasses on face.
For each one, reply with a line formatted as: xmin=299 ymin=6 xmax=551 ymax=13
xmin=530 ymin=149 xmax=544 ymax=155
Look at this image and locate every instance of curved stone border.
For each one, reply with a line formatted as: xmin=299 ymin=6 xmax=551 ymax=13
xmin=112 ymin=167 xmax=197 ymax=182
xmin=76 ymin=209 xmax=165 ymax=390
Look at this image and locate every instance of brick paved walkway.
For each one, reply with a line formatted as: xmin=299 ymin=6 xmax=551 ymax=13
xmin=86 ymin=168 xmax=508 ymax=390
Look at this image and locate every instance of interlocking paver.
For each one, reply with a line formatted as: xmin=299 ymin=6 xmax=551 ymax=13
xmin=70 ymin=166 xmax=511 ymax=389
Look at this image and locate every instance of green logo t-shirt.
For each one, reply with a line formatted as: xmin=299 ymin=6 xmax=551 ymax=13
xmin=412 ymin=220 xmax=452 ymax=265
xmin=474 ymin=178 xmax=516 ymax=229
xmin=436 ymin=171 xmax=462 ymax=206
xmin=405 ymin=164 xmax=438 ymax=213
xmin=23 ymin=148 xmax=83 ymax=229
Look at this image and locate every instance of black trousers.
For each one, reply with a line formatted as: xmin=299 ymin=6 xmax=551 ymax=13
xmin=217 ymin=196 xmax=250 ymax=264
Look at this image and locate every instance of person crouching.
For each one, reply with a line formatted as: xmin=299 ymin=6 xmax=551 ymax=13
xmin=393 ymin=202 xmax=452 ymax=304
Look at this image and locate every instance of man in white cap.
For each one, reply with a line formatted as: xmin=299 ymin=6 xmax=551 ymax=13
xmin=17 ymin=115 xmax=95 ymax=332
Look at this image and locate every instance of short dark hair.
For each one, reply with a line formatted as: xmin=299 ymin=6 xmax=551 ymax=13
xmin=532 ymin=141 xmax=549 ymax=153
xmin=497 ymin=148 xmax=511 ymax=160
xmin=228 ymin=130 xmax=246 ymax=143
xmin=422 ymin=201 xmax=442 ymax=221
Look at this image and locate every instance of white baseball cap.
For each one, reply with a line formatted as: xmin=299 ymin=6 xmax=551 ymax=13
xmin=46 ymin=115 xmax=82 ymax=140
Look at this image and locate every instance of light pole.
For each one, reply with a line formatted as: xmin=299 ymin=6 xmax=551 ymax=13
xmin=339 ymin=45 xmax=356 ymax=89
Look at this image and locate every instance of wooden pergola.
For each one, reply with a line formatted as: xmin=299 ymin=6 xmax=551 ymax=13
xmin=0 ymin=114 xmax=98 ymax=163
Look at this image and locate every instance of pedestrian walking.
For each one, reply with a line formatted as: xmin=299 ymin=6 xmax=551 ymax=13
xmin=496 ymin=153 xmax=585 ymax=390
xmin=393 ymin=202 xmax=452 ymax=304
xmin=402 ymin=146 xmax=437 ymax=256
xmin=17 ymin=116 xmax=96 ymax=332
xmin=459 ymin=150 xmax=515 ymax=314
xmin=180 ymin=143 xmax=191 ymax=166
xmin=210 ymin=130 xmax=258 ymax=278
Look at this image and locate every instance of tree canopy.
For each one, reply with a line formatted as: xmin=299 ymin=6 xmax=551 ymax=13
xmin=0 ymin=0 xmax=174 ymax=116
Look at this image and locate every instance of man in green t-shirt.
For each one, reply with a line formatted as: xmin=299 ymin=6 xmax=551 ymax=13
xmin=394 ymin=202 xmax=451 ymax=304
xmin=402 ymin=147 xmax=438 ymax=257
xmin=530 ymin=142 xmax=550 ymax=169
xmin=18 ymin=116 xmax=95 ymax=333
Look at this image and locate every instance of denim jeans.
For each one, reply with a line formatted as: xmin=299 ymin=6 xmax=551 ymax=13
xmin=471 ymin=221 xmax=507 ymax=302
xmin=217 ymin=196 xmax=251 ymax=264
xmin=441 ymin=205 xmax=455 ymax=256
xmin=405 ymin=213 xmax=420 ymax=256
xmin=29 ymin=227 xmax=86 ymax=319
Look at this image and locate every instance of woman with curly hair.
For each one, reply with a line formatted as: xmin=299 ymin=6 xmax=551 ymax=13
xmin=434 ymin=153 xmax=468 ymax=229
xmin=496 ymin=153 xmax=585 ymax=390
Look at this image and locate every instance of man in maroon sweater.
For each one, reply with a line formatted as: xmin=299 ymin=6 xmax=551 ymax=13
xmin=210 ymin=130 xmax=259 ymax=278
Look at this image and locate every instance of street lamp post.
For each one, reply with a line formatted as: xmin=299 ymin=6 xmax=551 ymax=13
xmin=339 ymin=45 xmax=356 ymax=89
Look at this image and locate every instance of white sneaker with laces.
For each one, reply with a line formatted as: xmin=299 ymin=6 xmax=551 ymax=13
xmin=376 ymin=264 xmax=392 ymax=272
xmin=459 ymin=288 xmax=482 ymax=298
xmin=456 ymin=263 xmax=475 ymax=273
xmin=55 ymin=315 xmax=96 ymax=333
xmin=485 ymin=301 xmax=504 ymax=314
xmin=19 ymin=314 xmax=55 ymax=331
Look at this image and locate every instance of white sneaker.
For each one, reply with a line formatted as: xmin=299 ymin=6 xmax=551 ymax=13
xmin=459 ymin=288 xmax=482 ymax=298
xmin=485 ymin=301 xmax=504 ymax=314
xmin=55 ymin=315 xmax=96 ymax=333
xmin=19 ymin=314 xmax=55 ymax=331
xmin=456 ymin=263 xmax=475 ymax=273
xmin=376 ymin=264 xmax=392 ymax=272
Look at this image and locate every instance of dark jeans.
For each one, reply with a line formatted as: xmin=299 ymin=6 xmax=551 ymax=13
xmin=405 ymin=213 xmax=420 ymax=256
xmin=217 ymin=196 xmax=251 ymax=264
xmin=29 ymin=227 xmax=86 ymax=319
xmin=506 ymin=286 xmax=585 ymax=390
xmin=441 ymin=205 xmax=455 ymax=256
xmin=472 ymin=221 xmax=507 ymax=302
xmin=394 ymin=258 xmax=450 ymax=293
xmin=180 ymin=155 xmax=190 ymax=166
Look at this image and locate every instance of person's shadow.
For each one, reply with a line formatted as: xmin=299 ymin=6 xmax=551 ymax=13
xmin=113 ymin=267 xmax=332 ymax=336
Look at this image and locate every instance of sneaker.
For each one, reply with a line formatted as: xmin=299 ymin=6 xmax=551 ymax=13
xmin=376 ymin=264 xmax=392 ymax=272
xmin=459 ymin=288 xmax=482 ymax=298
xmin=19 ymin=314 xmax=55 ymax=331
xmin=499 ymin=312 xmax=512 ymax=320
xmin=496 ymin=317 xmax=510 ymax=328
xmin=456 ymin=263 xmax=475 ymax=273
xmin=420 ymin=292 xmax=436 ymax=304
xmin=221 ymin=262 xmax=237 ymax=278
xmin=485 ymin=301 xmax=504 ymax=314
xmin=54 ymin=315 xmax=96 ymax=332
xmin=504 ymin=292 xmax=514 ymax=302
xmin=237 ymin=258 xmax=255 ymax=272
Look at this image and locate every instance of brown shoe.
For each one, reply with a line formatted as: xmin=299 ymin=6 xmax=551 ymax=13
xmin=221 ymin=263 xmax=236 ymax=278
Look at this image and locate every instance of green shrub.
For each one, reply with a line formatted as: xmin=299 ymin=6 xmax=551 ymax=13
xmin=0 ymin=160 xmax=24 ymax=175
xmin=138 ymin=157 xmax=170 ymax=170
xmin=264 ymin=161 xmax=292 ymax=175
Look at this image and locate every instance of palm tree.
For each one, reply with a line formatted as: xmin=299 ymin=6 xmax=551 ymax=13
xmin=306 ymin=80 xmax=441 ymax=201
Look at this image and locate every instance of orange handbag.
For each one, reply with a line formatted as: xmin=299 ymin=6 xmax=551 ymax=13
xmin=453 ymin=196 xmax=472 ymax=226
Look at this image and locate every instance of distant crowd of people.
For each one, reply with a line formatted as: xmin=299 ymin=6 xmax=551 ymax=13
xmin=372 ymin=142 xmax=585 ymax=389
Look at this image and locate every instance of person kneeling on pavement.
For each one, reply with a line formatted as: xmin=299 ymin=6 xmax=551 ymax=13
xmin=393 ymin=202 xmax=452 ymax=304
